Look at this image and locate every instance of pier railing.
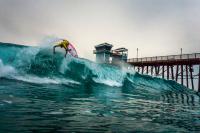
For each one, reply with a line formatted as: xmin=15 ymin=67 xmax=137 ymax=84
xmin=128 ymin=53 xmax=200 ymax=63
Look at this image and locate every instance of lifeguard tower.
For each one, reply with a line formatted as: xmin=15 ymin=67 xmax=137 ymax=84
xmin=93 ymin=43 xmax=113 ymax=63
xmin=94 ymin=43 xmax=128 ymax=65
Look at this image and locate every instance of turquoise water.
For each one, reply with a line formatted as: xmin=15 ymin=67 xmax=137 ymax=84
xmin=0 ymin=42 xmax=200 ymax=132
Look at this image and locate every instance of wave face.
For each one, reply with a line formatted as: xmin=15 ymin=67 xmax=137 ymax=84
xmin=0 ymin=42 xmax=200 ymax=132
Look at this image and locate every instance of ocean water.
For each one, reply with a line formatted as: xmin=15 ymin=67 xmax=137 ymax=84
xmin=0 ymin=42 xmax=200 ymax=133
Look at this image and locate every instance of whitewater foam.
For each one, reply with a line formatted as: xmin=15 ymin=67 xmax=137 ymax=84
xmin=93 ymin=78 xmax=122 ymax=87
xmin=12 ymin=75 xmax=80 ymax=85
xmin=0 ymin=59 xmax=16 ymax=77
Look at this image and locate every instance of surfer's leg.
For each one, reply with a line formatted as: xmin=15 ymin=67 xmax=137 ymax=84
xmin=65 ymin=49 xmax=68 ymax=58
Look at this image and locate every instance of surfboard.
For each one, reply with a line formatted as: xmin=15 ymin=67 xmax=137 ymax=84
xmin=68 ymin=43 xmax=78 ymax=58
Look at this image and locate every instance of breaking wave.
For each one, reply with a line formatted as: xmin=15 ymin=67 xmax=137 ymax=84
xmin=0 ymin=42 xmax=195 ymax=95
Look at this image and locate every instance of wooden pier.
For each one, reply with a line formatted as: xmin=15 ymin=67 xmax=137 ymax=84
xmin=127 ymin=53 xmax=200 ymax=92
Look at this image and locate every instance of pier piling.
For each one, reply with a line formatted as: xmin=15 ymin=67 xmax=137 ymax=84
xmin=198 ymin=65 xmax=200 ymax=92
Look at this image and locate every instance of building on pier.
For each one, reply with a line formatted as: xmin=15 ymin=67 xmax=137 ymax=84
xmin=93 ymin=43 xmax=128 ymax=65
xmin=112 ymin=48 xmax=128 ymax=66
xmin=93 ymin=43 xmax=113 ymax=63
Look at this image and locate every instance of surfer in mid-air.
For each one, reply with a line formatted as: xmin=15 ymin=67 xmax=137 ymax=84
xmin=53 ymin=39 xmax=70 ymax=57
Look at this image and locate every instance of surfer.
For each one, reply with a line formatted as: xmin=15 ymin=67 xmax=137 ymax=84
xmin=53 ymin=39 xmax=70 ymax=57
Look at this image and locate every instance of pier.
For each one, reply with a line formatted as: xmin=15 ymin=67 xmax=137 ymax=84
xmin=128 ymin=53 xmax=200 ymax=92
xmin=93 ymin=43 xmax=200 ymax=92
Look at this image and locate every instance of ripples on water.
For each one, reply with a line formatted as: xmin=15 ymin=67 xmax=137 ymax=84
xmin=0 ymin=78 xmax=200 ymax=133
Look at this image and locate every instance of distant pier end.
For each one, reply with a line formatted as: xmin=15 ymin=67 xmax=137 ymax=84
xmin=93 ymin=43 xmax=128 ymax=65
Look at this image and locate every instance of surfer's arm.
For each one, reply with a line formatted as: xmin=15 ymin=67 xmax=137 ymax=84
xmin=53 ymin=44 xmax=60 ymax=54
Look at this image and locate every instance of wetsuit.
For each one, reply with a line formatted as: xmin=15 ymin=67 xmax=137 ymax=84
xmin=53 ymin=40 xmax=70 ymax=57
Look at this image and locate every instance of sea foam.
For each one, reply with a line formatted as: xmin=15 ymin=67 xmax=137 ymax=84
xmin=0 ymin=59 xmax=16 ymax=77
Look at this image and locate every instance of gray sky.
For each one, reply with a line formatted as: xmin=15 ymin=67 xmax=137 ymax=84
xmin=0 ymin=0 xmax=200 ymax=60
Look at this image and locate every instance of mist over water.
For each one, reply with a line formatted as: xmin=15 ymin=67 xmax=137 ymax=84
xmin=0 ymin=42 xmax=200 ymax=132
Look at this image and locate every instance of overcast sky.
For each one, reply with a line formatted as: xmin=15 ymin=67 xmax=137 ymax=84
xmin=0 ymin=0 xmax=200 ymax=60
